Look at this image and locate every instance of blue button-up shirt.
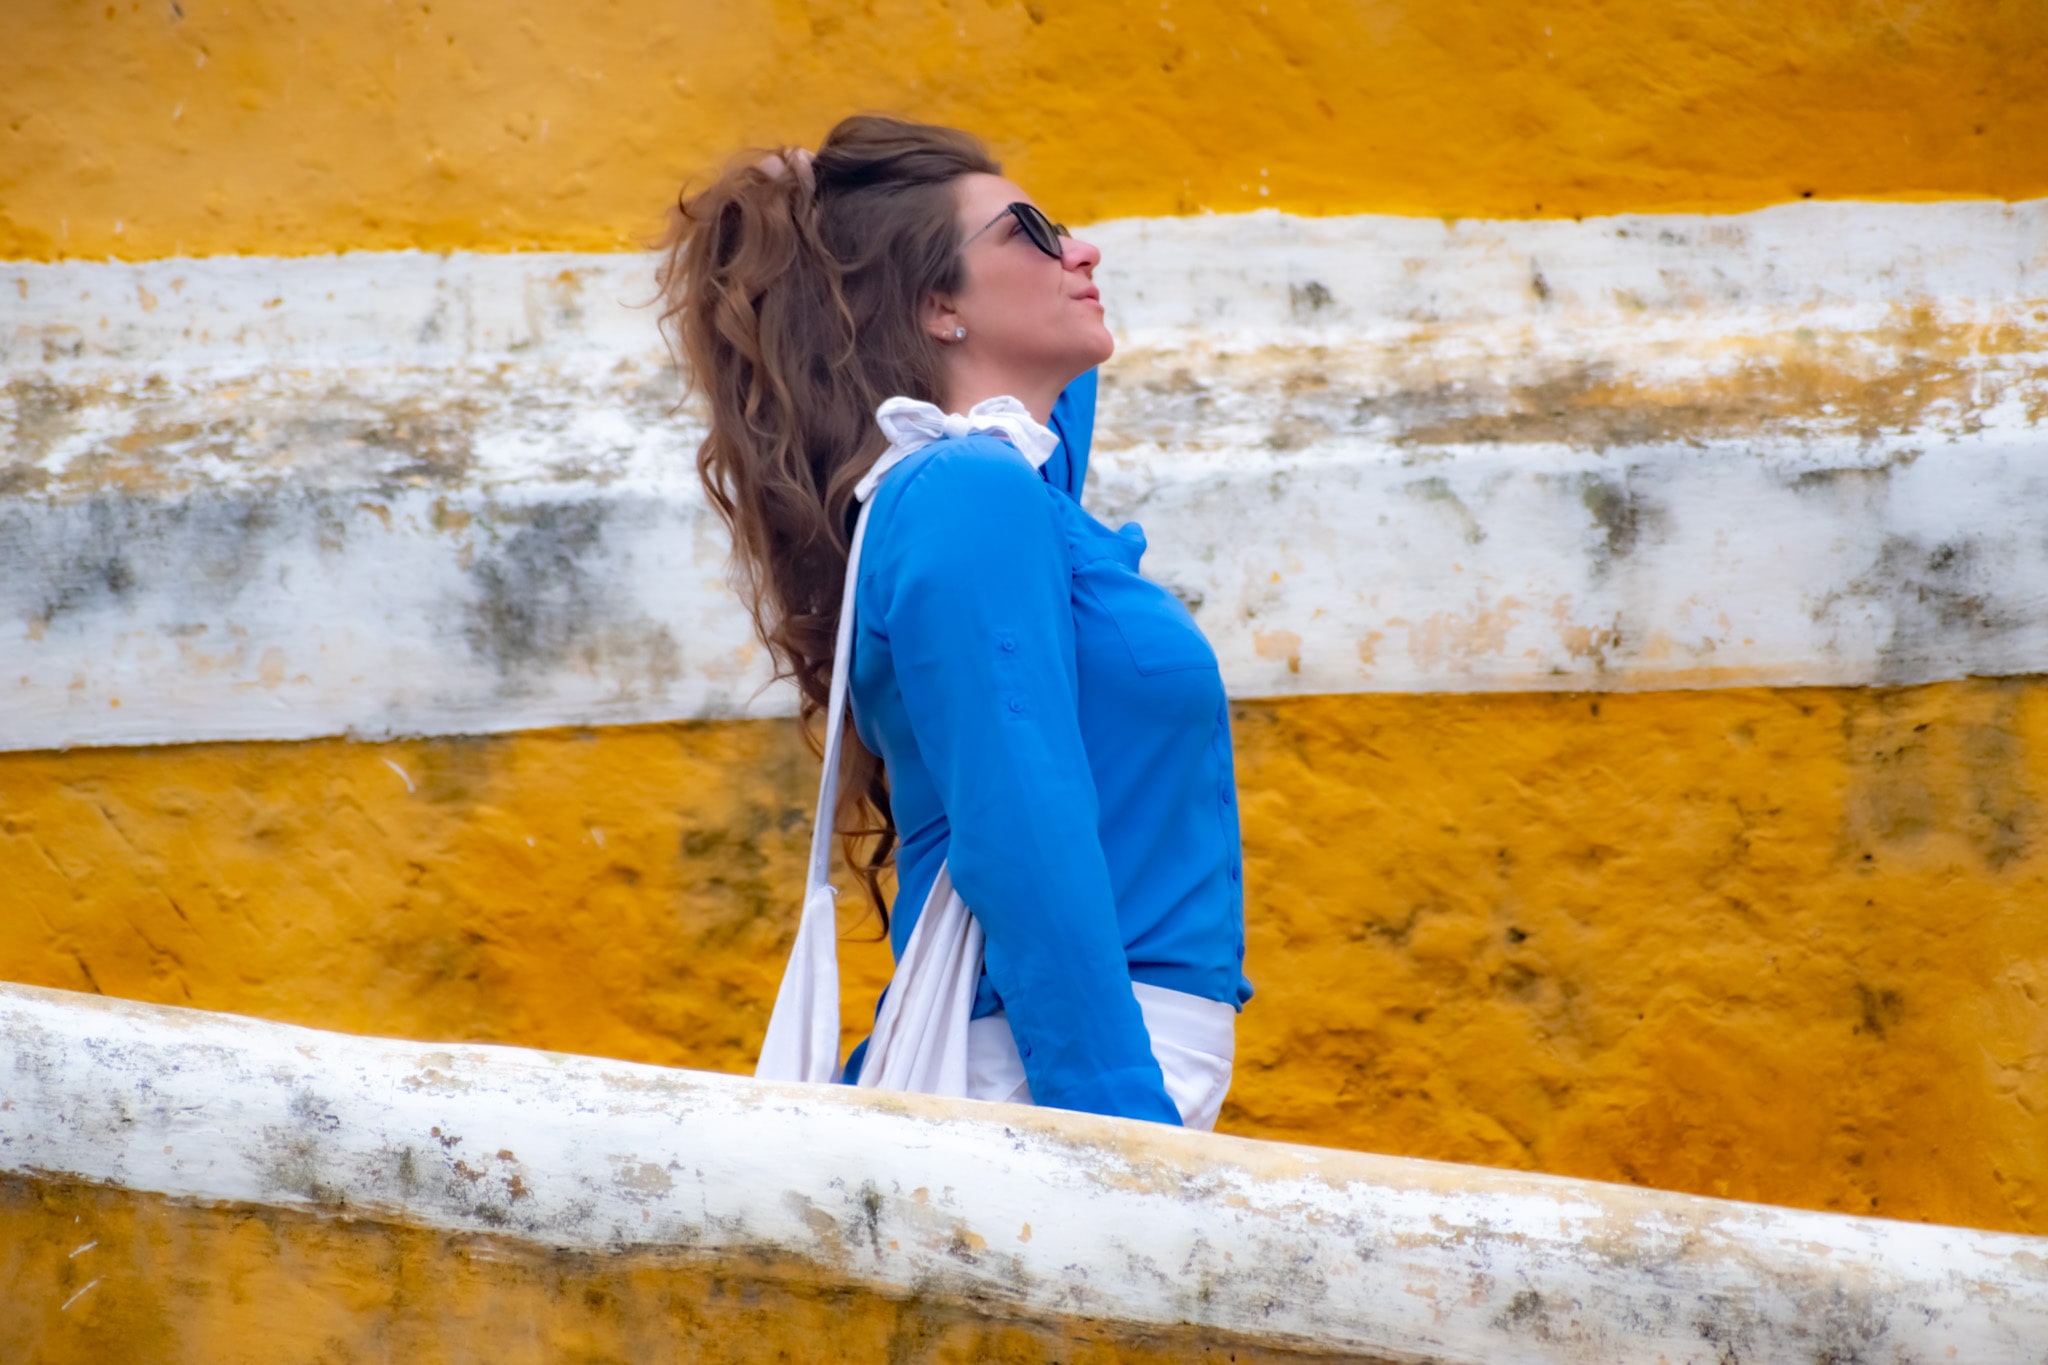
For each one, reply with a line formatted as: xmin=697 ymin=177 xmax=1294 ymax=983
xmin=842 ymin=371 xmax=1252 ymax=1124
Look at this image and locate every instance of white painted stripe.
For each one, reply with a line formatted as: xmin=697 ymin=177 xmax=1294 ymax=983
xmin=2 ymin=202 xmax=2044 ymax=751
xmin=2 ymin=485 xmax=768 ymax=747
xmin=6 ymin=980 xmax=2045 ymax=1362
xmin=10 ymin=200 xmax=2041 ymax=373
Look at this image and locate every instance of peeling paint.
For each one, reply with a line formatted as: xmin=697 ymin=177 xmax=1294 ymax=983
xmin=4 ymin=980 xmax=2046 ymax=1362
xmin=2 ymin=204 xmax=2045 ymax=751
xmin=1 ymin=1176 xmax=1397 ymax=1365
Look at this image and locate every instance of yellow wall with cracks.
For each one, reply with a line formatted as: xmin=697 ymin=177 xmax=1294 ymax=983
xmin=4 ymin=678 xmax=2043 ymax=1236
xmin=4 ymin=0 xmax=2044 ymax=261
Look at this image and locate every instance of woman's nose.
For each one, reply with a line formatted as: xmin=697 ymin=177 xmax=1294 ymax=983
xmin=1063 ymin=235 xmax=1102 ymax=273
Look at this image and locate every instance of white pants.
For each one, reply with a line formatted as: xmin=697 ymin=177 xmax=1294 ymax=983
xmin=964 ymin=981 xmax=1237 ymax=1131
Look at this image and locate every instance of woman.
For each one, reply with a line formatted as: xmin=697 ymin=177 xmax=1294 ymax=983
xmin=661 ymin=116 xmax=1251 ymax=1128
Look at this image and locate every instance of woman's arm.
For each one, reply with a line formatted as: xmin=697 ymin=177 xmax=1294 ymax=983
xmin=868 ymin=435 xmax=1179 ymax=1125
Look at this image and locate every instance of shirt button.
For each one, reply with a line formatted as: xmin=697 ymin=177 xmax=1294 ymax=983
xmin=999 ymin=634 xmax=1017 ymax=652
xmin=1006 ymin=696 xmax=1026 ymax=714
xmin=1018 ymin=1039 xmax=1032 ymax=1059
xmin=1228 ymin=864 xmax=1241 ymax=883
xmin=1220 ymin=787 xmax=1235 ymax=806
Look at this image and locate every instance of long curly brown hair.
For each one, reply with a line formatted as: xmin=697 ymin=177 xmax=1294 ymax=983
xmin=657 ymin=116 xmax=1000 ymax=927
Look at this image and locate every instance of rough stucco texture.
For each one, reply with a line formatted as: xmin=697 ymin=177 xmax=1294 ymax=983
xmin=4 ymin=0 xmax=2044 ymax=261
xmin=1 ymin=1178 xmax=1373 ymax=1365
xmin=2 ymin=679 xmax=2043 ymax=1237
xmin=0 ymin=719 xmax=900 ymax=1069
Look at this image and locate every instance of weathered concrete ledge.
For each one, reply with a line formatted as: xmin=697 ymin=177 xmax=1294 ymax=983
xmin=3 ymin=980 xmax=2045 ymax=1363
xmin=3 ymin=202 xmax=2045 ymax=750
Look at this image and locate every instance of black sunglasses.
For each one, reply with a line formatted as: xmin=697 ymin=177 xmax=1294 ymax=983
xmin=964 ymin=201 xmax=1070 ymax=259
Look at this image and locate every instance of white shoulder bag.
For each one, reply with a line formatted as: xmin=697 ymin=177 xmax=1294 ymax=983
xmin=753 ymin=397 xmax=1062 ymax=1095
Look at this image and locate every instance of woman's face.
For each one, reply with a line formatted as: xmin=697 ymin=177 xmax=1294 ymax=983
xmin=941 ymin=172 xmax=1114 ymax=387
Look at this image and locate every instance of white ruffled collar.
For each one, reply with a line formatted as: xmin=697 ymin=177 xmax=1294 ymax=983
xmin=856 ymin=395 xmax=1059 ymax=502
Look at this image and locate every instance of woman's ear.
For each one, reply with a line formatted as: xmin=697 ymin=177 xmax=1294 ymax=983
xmin=922 ymin=291 xmax=962 ymax=345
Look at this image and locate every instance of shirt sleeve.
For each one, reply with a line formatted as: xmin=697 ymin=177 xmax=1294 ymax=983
xmin=865 ymin=435 xmax=1180 ymax=1125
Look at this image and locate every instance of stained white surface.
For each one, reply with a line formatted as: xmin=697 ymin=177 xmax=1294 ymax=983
xmin=2 ymin=201 xmax=2044 ymax=751
xmin=5 ymin=980 xmax=2046 ymax=1363
xmin=10 ymin=200 xmax=2042 ymax=373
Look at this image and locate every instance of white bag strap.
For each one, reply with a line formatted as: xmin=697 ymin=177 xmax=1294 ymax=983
xmin=751 ymin=496 xmax=870 ymax=1085
xmin=754 ymin=397 xmax=1060 ymax=1088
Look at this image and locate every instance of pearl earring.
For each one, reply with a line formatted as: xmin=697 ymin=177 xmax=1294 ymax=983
xmin=953 ymin=326 xmax=967 ymax=340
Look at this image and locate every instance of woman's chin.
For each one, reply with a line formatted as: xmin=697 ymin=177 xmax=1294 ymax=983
xmin=1082 ymin=321 xmax=1116 ymax=366
xmin=1041 ymin=324 xmax=1116 ymax=390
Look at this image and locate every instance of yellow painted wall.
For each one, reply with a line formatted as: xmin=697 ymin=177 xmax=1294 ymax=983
xmin=4 ymin=678 xmax=2043 ymax=1236
xmin=4 ymin=0 xmax=2044 ymax=261
xmin=0 ymin=718 xmax=899 ymax=1068
xmin=1 ymin=1176 xmax=1364 ymax=1364
xmin=7 ymin=10 xmax=2046 ymax=1335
